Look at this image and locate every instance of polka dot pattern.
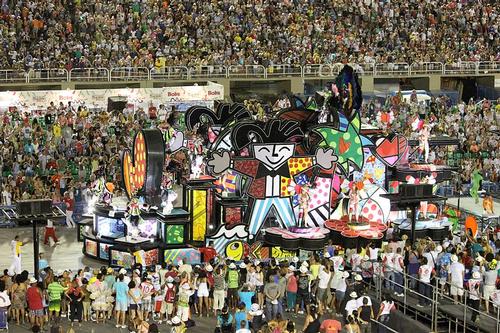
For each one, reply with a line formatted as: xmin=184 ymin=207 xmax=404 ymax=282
xmin=123 ymin=131 xmax=147 ymax=196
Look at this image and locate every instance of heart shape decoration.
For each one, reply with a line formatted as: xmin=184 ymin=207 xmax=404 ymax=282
xmin=339 ymin=137 xmax=351 ymax=154
xmin=374 ymin=134 xmax=408 ymax=167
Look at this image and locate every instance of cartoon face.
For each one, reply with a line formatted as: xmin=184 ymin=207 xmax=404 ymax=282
xmin=253 ymin=143 xmax=295 ymax=170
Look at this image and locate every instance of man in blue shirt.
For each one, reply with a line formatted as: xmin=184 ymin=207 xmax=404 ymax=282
xmin=113 ymin=274 xmax=129 ymax=328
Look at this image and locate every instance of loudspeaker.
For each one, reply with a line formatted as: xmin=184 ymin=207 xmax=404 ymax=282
xmin=16 ymin=199 xmax=52 ymax=216
xmin=107 ymin=96 xmax=128 ymax=113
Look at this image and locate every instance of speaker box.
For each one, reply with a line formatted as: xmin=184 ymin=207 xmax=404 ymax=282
xmin=16 ymin=199 xmax=52 ymax=216
xmin=107 ymin=96 xmax=128 ymax=113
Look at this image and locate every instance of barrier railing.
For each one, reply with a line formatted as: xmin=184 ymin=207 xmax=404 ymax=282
xmin=410 ymin=62 xmax=444 ymax=75
xmin=150 ymin=66 xmax=189 ymax=80
xmin=109 ymin=67 xmax=150 ymax=81
xmin=266 ymin=64 xmax=303 ymax=77
xmin=375 ymin=63 xmax=410 ymax=76
xmin=69 ymin=68 xmax=110 ymax=82
xmin=444 ymin=62 xmax=478 ymax=75
xmin=366 ymin=266 xmax=500 ymax=333
xmin=1 ymin=61 xmax=499 ymax=84
xmin=28 ymin=68 xmax=69 ymax=82
xmin=188 ymin=65 xmax=227 ymax=79
xmin=0 ymin=69 xmax=28 ymax=83
xmin=227 ymin=65 xmax=266 ymax=78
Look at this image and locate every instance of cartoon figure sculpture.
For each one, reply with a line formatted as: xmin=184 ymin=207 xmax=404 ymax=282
xmin=208 ymin=120 xmax=337 ymax=239
xmin=419 ymin=174 xmax=436 ymax=219
xmin=470 ymin=169 xmax=483 ymax=204
xmin=102 ymin=182 xmax=115 ymax=205
xmin=127 ymin=196 xmax=142 ymax=226
xmin=92 ymin=176 xmax=106 ymax=202
xmin=349 ymin=186 xmax=360 ymax=222
xmin=298 ymin=183 xmax=311 ymax=227
xmin=418 ymin=123 xmax=431 ymax=163
xmin=161 ymin=190 xmax=178 ymax=215
xmin=190 ymin=154 xmax=205 ymax=179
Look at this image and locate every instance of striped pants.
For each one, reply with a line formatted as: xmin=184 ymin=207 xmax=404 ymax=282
xmin=248 ymin=197 xmax=296 ymax=237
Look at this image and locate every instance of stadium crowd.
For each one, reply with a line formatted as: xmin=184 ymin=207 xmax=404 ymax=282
xmin=0 ymin=0 xmax=499 ymax=71
xmin=2 ymin=230 xmax=500 ymax=333
xmin=363 ymin=95 xmax=500 ymax=185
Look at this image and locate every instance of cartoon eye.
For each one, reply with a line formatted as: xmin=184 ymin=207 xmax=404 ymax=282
xmin=257 ymin=147 xmax=270 ymax=153
xmin=279 ymin=146 xmax=291 ymax=152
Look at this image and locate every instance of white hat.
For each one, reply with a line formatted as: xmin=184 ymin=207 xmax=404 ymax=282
xmin=205 ymin=265 xmax=213 ymax=272
xmin=171 ymin=316 xmax=181 ymax=324
xmin=442 ymin=241 xmax=450 ymax=249
xmin=299 ymin=266 xmax=308 ymax=274
xmin=249 ymin=303 xmax=263 ymax=316
xmin=166 ymin=276 xmax=174 ymax=283
xmin=301 ymin=261 xmax=309 ymax=268
xmin=182 ymin=283 xmax=190 ymax=290
xmin=195 ymin=265 xmax=201 ymax=269
xmin=324 ymin=252 xmax=331 ymax=258
xmin=254 ymin=260 xmax=261 ymax=266
xmin=133 ymin=269 xmax=140 ymax=275
xmin=29 ymin=277 xmax=37 ymax=284
xmin=56 ymin=270 xmax=64 ymax=276
xmin=342 ymin=271 xmax=350 ymax=279
xmin=229 ymin=263 xmax=236 ymax=269
xmin=119 ymin=268 xmax=127 ymax=275
xmin=239 ymin=262 xmax=247 ymax=269
xmin=178 ymin=260 xmax=183 ymax=266
xmin=350 ymin=291 xmax=358 ymax=298
xmin=451 ymin=255 xmax=458 ymax=262
xmin=436 ymin=245 xmax=443 ymax=253
xmin=472 ymin=271 xmax=480 ymax=279
xmin=292 ymin=257 xmax=299 ymax=263
xmin=355 ymin=274 xmax=362 ymax=281
xmin=288 ymin=266 xmax=295 ymax=271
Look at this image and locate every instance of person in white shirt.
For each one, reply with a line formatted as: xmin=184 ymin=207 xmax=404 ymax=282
xmin=449 ymin=255 xmax=465 ymax=303
xmin=483 ymin=262 xmax=497 ymax=313
xmin=9 ymin=235 xmax=29 ymax=275
xmin=344 ymin=292 xmax=359 ymax=317
xmin=351 ymin=248 xmax=363 ymax=273
xmin=468 ymin=271 xmax=482 ymax=322
xmin=382 ymin=250 xmax=395 ymax=293
xmin=1 ymin=186 xmax=12 ymax=206
xmin=417 ymin=257 xmax=434 ymax=307
xmin=316 ymin=263 xmax=332 ymax=313
xmin=393 ymin=248 xmax=405 ymax=297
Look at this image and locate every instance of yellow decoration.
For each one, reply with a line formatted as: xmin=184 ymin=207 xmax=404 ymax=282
xmin=192 ymin=190 xmax=207 ymax=241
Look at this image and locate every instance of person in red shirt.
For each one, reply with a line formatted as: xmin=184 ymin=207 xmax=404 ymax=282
xmin=26 ymin=278 xmax=44 ymax=330
xmin=63 ymin=192 xmax=76 ymax=228
xmin=198 ymin=241 xmax=217 ymax=263
xmin=320 ymin=313 xmax=342 ymax=333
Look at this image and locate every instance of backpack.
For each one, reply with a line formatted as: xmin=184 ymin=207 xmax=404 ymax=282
xmin=164 ymin=285 xmax=176 ymax=303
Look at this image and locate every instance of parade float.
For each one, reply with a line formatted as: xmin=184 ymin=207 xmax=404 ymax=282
xmin=79 ymin=65 xmax=459 ymax=267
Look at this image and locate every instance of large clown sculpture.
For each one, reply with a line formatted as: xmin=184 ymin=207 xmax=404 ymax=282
xmin=208 ymin=119 xmax=338 ymax=240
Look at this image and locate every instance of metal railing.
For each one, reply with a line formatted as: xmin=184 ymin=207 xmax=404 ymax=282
xmin=0 ymin=69 xmax=28 ymax=83
xmin=368 ymin=267 xmax=500 ymax=333
xmin=266 ymin=64 xmax=303 ymax=77
xmin=109 ymin=67 xmax=150 ymax=81
xmin=151 ymin=66 xmax=189 ymax=80
xmin=28 ymin=68 xmax=68 ymax=82
xmin=227 ymin=65 xmax=266 ymax=78
xmin=69 ymin=68 xmax=109 ymax=82
xmin=1 ymin=61 xmax=499 ymax=83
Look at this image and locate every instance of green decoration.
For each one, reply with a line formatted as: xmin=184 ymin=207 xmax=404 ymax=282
xmin=166 ymin=225 xmax=184 ymax=244
xmin=314 ymin=115 xmax=364 ymax=176
xmin=470 ymin=169 xmax=483 ymax=204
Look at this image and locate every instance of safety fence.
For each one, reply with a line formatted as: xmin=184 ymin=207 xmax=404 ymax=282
xmin=0 ymin=61 xmax=499 ymax=83
xmin=366 ymin=267 xmax=500 ymax=333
